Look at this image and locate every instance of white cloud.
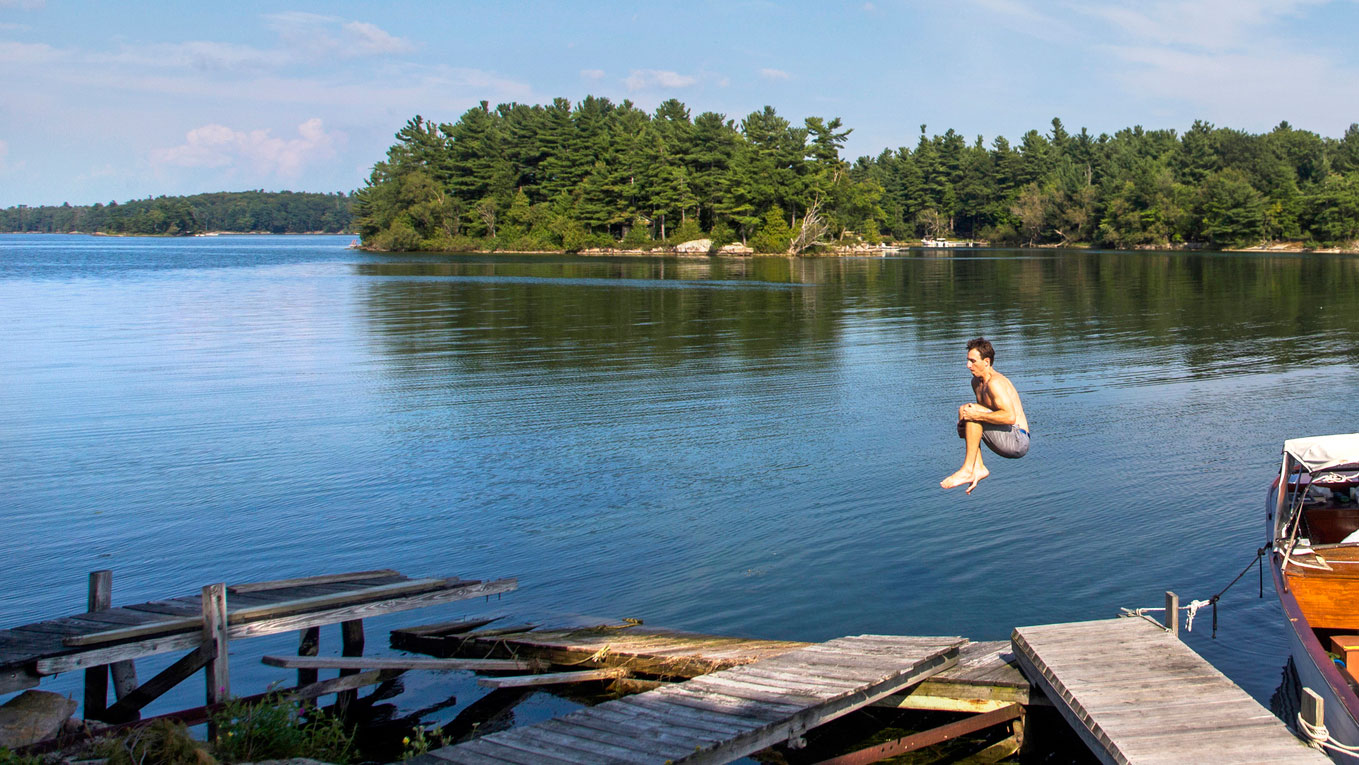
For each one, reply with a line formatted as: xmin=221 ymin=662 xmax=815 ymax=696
xmin=1106 ymin=43 xmax=1353 ymax=126
xmin=107 ymin=41 xmax=287 ymax=72
xmin=759 ymin=68 xmax=790 ymax=80
xmin=264 ymin=12 xmax=415 ymax=60
xmin=1079 ymin=0 xmax=1328 ymax=52
xmin=580 ymin=68 xmax=605 ymax=80
xmin=0 ymin=40 xmax=61 ymax=64
xmin=624 ymin=69 xmax=698 ymax=91
xmin=150 ymin=118 xmax=342 ymax=179
xmin=343 ymin=21 xmax=414 ymax=55
xmin=0 ymin=138 xmax=8 ymax=170
xmin=0 ymin=22 xmax=30 ymax=30
xmin=862 ymin=2 xmax=876 ymax=11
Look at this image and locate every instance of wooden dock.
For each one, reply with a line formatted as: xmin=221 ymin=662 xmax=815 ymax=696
xmin=1012 ymin=617 xmax=1328 ymax=764
xmin=0 ymin=569 xmax=515 ymax=723
xmin=409 ymin=634 xmax=964 ymax=764
xmin=417 ymin=623 xmax=1041 ymax=712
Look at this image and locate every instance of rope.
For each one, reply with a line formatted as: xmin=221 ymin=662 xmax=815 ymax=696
xmin=1118 ymin=547 xmax=1265 ymax=637
xmin=1297 ymin=711 xmax=1359 ymax=755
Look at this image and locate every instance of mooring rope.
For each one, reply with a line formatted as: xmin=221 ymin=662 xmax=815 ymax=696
xmin=1119 ymin=547 xmax=1266 ymax=637
xmin=1295 ymin=711 xmax=1359 ymax=755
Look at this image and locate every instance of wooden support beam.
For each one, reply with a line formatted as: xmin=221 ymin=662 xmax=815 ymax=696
xmin=287 ymin=668 xmax=404 ymax=702
xmin=812 ymin=703 xmax=1024 ymax=765
xmin=84 ymin=570 xmax=112 ymax=720
xmin=297 ymin=626 xmax=319 ymax=706
xmin=262 ymin=655 xmax=536 ymax=671
xmin=202 ymin=584 xmax=229 ymax=706
xmin=0 ymin=667 xmax=40 ymax=695
xmin=111 ymin=661 xmax=139 ymax=706
xmin=336 ymin=619 xmax=364 ymax=716
xmin=103 ymin=642 xmax=213 ymax=724
xmin=228 ymin=569 xmax=401 ymax=594
xmin=477 ymin=668 xmax=630 ymax=689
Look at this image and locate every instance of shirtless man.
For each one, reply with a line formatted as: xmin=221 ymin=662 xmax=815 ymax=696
xmin=940 ymin=337 xmax=1029 ymax=494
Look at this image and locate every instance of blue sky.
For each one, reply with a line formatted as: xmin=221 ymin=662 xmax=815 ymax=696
xmin=2 ymin=0 xmax=1357 ymax=207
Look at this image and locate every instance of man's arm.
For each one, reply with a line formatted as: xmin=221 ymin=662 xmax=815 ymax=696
xmin=961 ymin=380 xmax=1019 ymax=426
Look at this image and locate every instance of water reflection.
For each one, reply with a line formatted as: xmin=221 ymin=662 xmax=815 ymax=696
xmin=358 ymin=250 xmax=1359 ymax=380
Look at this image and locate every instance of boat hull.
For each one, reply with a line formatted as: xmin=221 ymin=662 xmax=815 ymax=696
xmin=1272 ymin=540 xmax=1359 ymax=760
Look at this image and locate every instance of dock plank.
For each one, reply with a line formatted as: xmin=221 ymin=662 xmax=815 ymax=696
xmin=428 ymin=634 xmax=963 ymax=764
xmin=1012 ymin=617 xmax=1327 ymax=764
xmin=16 ymin=578 xmax=516 ymax=675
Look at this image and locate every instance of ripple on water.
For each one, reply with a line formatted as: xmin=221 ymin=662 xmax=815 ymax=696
xmin=4 ymin=239 xmax=1354 ymax=715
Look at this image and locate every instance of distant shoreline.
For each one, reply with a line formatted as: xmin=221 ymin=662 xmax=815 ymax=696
xmin=0 ymin=230 xmax=352 ymax=237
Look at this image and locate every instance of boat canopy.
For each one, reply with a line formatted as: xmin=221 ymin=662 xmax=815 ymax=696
xmin=1283 ymin=433 xmax=1359 ymax=473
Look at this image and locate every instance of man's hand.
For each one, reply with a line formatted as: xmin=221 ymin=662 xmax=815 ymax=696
xmin=959 ymin=402 xmax=985 ymax=420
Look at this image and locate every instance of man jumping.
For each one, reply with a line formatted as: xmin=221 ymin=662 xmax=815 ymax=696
xmin=940 ymin=337 xmax=1029 ymax=494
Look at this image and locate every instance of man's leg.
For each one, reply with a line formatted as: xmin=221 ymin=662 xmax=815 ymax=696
xmin=941 ymin=419 xmax=989 ymax=491
xmin=963 ymin=421 xmax=989 ymax=494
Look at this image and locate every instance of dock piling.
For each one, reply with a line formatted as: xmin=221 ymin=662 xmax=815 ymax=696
xmin=202 ymin=584 xmax=229 ymax=707
xmin=1166 ymin=590 xmax=1179 ymax=636
xmin=83 ymin=571 xmax=112 ymax=720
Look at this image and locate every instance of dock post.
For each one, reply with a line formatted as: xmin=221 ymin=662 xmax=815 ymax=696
xmin=337 ymin=619 xmax=364 ymax=716
xmin=298 ymin=627 xmax=320 ymax=707
xmin=1302 ymin=687 xmax=1326 ymax=748
xmin=84 ymin=570 xmax=112 ymax=720
xmin=203 ymin=584 xmax=230 ymax=709
xmin=1165 ymin=591 xmax=1179 ymax=636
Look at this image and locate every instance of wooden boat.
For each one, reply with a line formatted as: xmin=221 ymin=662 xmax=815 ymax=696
xmin=1270 ymin=433 xmax=1359 ymax=761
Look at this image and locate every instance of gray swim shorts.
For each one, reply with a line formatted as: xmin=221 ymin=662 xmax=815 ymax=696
xmin=957 ymin=422 xmax=1030 ymax=459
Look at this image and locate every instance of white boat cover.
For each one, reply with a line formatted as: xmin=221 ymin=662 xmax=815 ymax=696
xmin=1283 ymin=433 xmax=1359 ymax=472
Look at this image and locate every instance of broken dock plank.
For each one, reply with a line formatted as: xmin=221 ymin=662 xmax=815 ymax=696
xmin=477 ymin=667 xmax=630 ymax=689
xmin=262 ymin=655 xmax=536 ymax=672
xmin=450 ymin=625 xmax=807 ymax=677
xmin=418 ymin=634 xmax=964 ymax=765
xmin=425 ymin=623 xmax=1043 ymax=713
xmin=1012 ymin=617 xmax=1327 ymax=764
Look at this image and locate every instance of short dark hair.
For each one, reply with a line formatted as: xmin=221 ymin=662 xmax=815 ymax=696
xmin=967 ymin=337 xmax=995 ymax=363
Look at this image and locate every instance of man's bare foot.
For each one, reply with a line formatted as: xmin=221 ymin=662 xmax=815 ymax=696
xmin=941 ymin=468 xmax=974 ymax=489
xmin=965 ymin=466 xmax=990 ymax=494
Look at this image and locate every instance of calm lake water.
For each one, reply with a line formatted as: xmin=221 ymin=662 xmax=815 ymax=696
xmin=3 ymin=233 xmax=1356 ymax=736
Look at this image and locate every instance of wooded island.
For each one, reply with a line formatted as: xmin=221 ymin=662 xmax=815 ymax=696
xmin=354 ymin=96 xmax=1359 ymax=254
xmin=0 ymin=191 xmax=353 ymax=236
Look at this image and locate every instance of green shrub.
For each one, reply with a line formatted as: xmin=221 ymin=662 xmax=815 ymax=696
xmin=750 ymin=207 xmax=792 ymax=254
xmin=210 ymin=696 xmax=355 ymax=764
xmin=620 ymin=223 xmax=652 ymax=249
xmin=709 ymin=221 xmax=736 ymax=248
xmin=668 ymin=218 xmax=703 ymax=244
xmin=400 ymin=724 xmax=446 ymax=760
xmin=0 ymin=747 xmax=42 ymax=765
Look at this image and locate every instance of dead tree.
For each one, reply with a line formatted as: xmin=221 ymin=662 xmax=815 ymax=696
xmin=788 ymin=196 xmax=829 ymax=255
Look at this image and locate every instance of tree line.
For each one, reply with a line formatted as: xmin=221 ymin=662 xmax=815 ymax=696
xmin=354 ymin=96 xmax=1359 ymax=253
xmin=0 ymin=191 xmax=353 ymax=236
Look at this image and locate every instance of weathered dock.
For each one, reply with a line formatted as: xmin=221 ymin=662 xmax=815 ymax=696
xmin=0 ymin=568 xmax=515 ymax=724
xmin=407 ymin=622 xmax=1043 ymax=713
xmin=1012 ymin=617 xmax=1328 ymax=764
xmin=409 ymin=634 xmax=965 ymax=764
